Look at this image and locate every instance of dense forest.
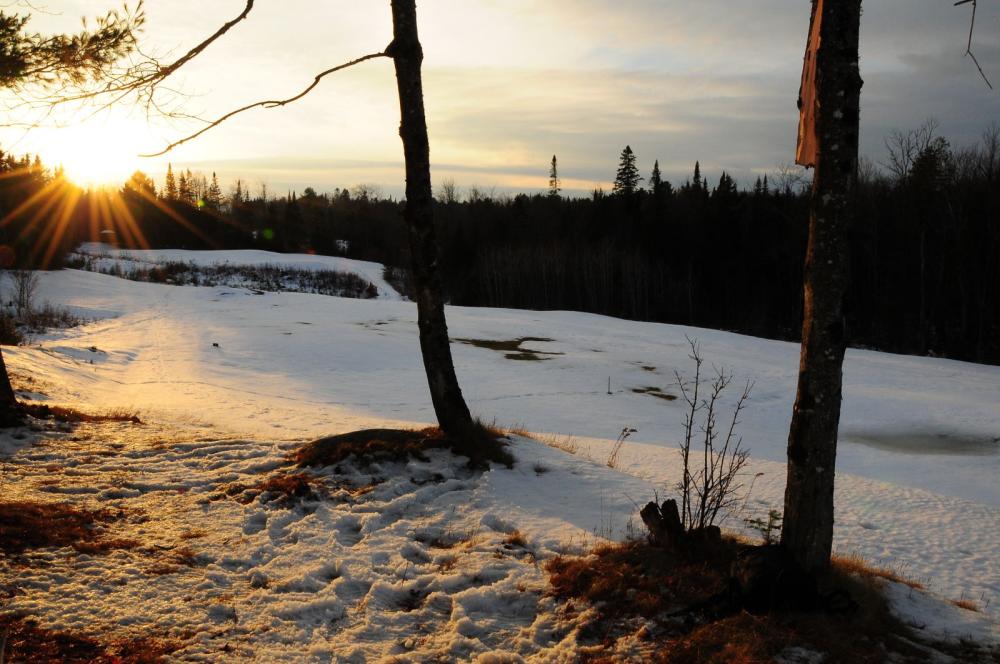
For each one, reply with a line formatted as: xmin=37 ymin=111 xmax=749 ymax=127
xmin=1 ymin=123 xmax=998 ymax=365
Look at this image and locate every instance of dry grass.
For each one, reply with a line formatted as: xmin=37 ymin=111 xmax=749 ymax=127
xmin=295 ymin=423 xmax=513 ymax=470
xmin=546 ymin=540 xmax=940 ymax=663
xmin=832 ymin=553 xmax=925 ymax=590
xmin=504 ymin=530 xmax=528 ymax=548
xmin=22 ymin=403 xmax=142 ymax=424
xmin=454 ymin=336 xmax=562 ymax=361
xmin=0 ymin=501 xmax=138 ymax=555
xmin=631 ymin=386 xmax=679 ymax=402
xmin=0 ymin=614 xmax=178 ymax=663
xmin=951 ymin=598 xmax=980 ymax=612
xmin=537 ymin=432 xmax=580 ymax=456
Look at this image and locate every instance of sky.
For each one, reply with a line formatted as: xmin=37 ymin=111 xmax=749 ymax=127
xmin=1 ymin=0 xmax=998 ymax=197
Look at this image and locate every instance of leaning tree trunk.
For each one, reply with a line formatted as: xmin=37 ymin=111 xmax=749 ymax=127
xmin=781 ymin=0 xmax=863 ymax=575
xmin=388 ymin=0 xmax=475 ymax=439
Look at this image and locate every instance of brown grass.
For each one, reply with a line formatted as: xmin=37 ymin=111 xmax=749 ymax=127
xmin=832 ymin=553 xmax=925 ymax=589
xmin=504 ymin=530 xmax=528 ymax=548
xmin=951 ymin=598 xmax=979 ymax=612
xmin=0 ymin=501 xmax=138 ymax=555
xmin=455 ymin=336 xmax=562 ymax=361
xmin=22 ymin=403 xmax=142 ymax=424
xmin=215 ymin=472 xmax=328 ymax=507
xmin=295 ymin=423 xmax=513 ymax=470
xmin=0 ymin=614 xmax=179 ymax=663
xmin=631 ymin=386 xmax=679 ymax=402
xmin=546 ymin=540 xmax=936 ymax=663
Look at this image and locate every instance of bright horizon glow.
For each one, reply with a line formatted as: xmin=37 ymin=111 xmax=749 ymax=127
xmin=45 ymin=116 xmax=151 ymax=189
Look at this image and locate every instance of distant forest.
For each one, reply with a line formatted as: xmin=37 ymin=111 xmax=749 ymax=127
xmin=1 ymin=122 xmax=998 ymax=365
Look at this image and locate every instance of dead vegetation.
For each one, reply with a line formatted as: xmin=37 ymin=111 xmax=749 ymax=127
xmin=454 ymin=336 xmax=562 ymax=361
xmin=21 ymin=403 xmax=142 ymax=424
xmin=631 ymin=386 xmax=678 ymax=401
xmin=0 ymin=501 xmax=138 ymax=555
xmin=831 ymin=553 xmax=925 ymax=590
xmin=0 ymin=614 xmax=178 ymax=663
xmin=294 ymin=423 xmax=513 ymax=470
xmin=544 ymin=539 xmax=979 ymax=663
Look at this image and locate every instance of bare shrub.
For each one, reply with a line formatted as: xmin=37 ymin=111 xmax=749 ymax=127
xmin=674 ymin=337 xmax=753 ymax=532
xmin=9 ymin=270 xmax=39 ymax=315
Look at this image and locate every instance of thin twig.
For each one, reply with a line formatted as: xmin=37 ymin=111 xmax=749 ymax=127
xmin=140 ymin=52 xmax=388 ymax=157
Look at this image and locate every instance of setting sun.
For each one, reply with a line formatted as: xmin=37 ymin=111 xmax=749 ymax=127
xmin=38 ymin=114 xmax=152 ymax=189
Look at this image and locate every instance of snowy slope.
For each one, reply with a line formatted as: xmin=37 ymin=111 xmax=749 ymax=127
xmin=0 ymin=267 xmax=997 ymax=659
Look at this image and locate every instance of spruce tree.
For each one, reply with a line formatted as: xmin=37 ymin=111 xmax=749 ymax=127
xmin=612 ymin=145 xmax=642 ymax=196
xmin=165 ymin=163 xmax=178 ymax=200
xmin=649 ymin=160 xmax=663 ymax=193
xmin=207 ymin=172 xmax=222 ymax=209
xmin=692 ymin=161 xmax=703 ymax=191
xmin=178 ymin=171 xmax=192 ymax=204
xmin=548 ymin=155 xmax=561 ymax=198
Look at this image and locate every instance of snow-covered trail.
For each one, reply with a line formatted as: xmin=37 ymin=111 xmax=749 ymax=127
xmin=3 ymin=265 xmax=999 ymax=636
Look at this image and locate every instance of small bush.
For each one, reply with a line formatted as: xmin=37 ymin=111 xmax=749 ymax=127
xmin=0 ymin=312 xmax=24 ymax=345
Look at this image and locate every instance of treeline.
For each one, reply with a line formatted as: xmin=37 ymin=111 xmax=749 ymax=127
xmin=0 ymin=123 xmax=997 ymax=365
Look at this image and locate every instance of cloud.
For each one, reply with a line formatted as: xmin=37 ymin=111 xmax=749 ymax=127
xmin=2 ymin=0 xmax=998 ymax=195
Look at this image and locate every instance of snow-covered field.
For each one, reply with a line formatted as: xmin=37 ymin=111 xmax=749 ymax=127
xmin=1 ymin=252 xmax=998 ymax=660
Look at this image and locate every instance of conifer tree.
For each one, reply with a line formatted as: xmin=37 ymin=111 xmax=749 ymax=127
xmin=649 ymin=160 xmax=665 ymax=196
xmin=548 ymin=155 xmax=561 ymax=198
xmin=178 ymin=171 xmax=191 ymax=204
xmin=612 ymin=145 xmax=642 ymax=196
xmin=207 ymin=172 xmax=222 ymax=209
xmin=165 ymin=163 xmax=178 ymax=200
xmin=692 ymin=161 xmax=703 ymax=191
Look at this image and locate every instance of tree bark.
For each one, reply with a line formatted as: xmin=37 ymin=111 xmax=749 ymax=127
xmin=781 ymin=0 xmax=863 ymax=574
xmin=0 ymin=348 xmax=23 ymax=426
xmin=388 ymin=0 xmax=474 ymax=439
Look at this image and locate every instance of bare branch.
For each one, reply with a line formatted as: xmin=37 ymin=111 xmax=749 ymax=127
xmin=139 ymin=52 xmax=388 ymax=157
xmin=35 ymin=0 xmax=256 ymax=109
xmin=955 ymin=0 xmax=994 ymax=90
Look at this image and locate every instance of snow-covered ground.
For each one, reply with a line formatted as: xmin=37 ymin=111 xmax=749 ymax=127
xmin=1 ymin=255 xmax=998 ymax=660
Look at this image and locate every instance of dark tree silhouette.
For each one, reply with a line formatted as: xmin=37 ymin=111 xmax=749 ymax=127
xmin=613 ymin=145 xmax=642 ymax=196
xmin=548 ymin=155 xmax=561 ymax=198
xmin=781 ymin=0 xmax=864 ymax=574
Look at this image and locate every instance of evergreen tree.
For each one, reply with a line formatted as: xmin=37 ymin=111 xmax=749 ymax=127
xmin=165 ymin=163 xmax=178 ymax=200
xmin=548 ymin=155 xmax=561 ymax=198
xmin=649 ymin=160 xmax=663 ymax=193
xmin=762 ymin=174 xmax=770 ymax=196
xmin=178 ymin=171 xmax=192 ymax=205
xmin=612 ymin=145 xmax=642 ymax=196
xmin=207 ymin=172 xmax=222 ymax=209
xmin=714 ymin=171 xmax=737 ymax=198
xmin=692 ymin=161 xmax=703 ymax=192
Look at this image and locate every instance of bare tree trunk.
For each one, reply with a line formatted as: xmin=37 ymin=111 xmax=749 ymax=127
xmin=0 ymin=349 xmax=22 ymax=426
xmin=781 ymin=0 xmax=863 ymax=575
xmin=388 ymin=0 xmax=474 ymax=439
